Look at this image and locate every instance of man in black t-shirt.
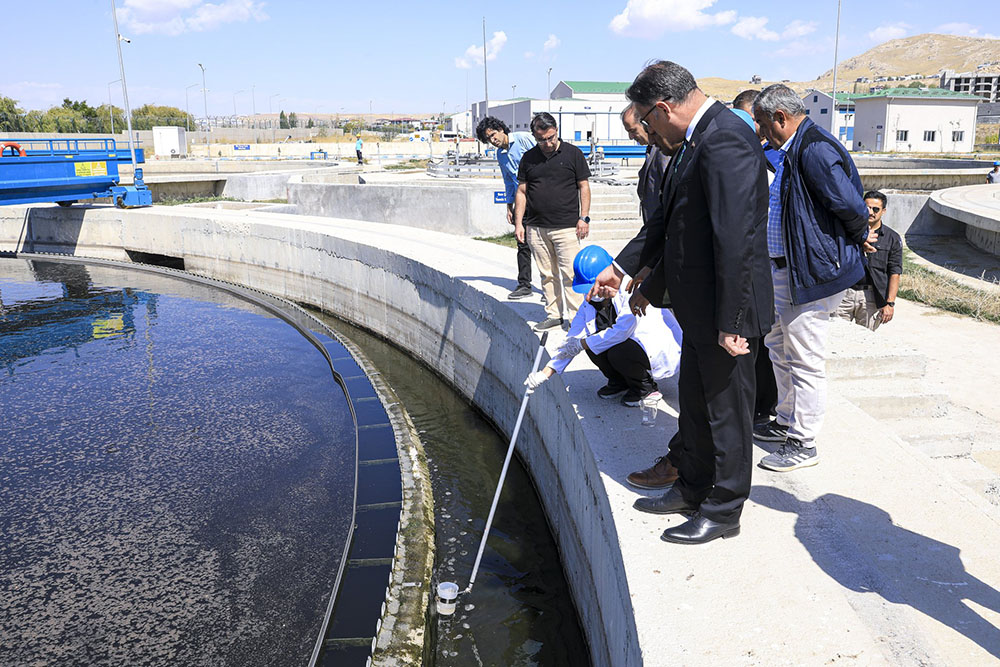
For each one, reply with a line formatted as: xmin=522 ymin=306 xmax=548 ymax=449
xmin=513 ymin=112 xmax=592 ymax=332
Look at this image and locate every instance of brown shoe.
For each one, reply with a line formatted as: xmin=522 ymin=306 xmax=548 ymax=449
xmin=627 ymin=456 xmax=678 ymax=490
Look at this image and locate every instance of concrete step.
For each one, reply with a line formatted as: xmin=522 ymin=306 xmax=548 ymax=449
xmin=590 ymin=204 xmax=640 ymax=218
xmin=933 ymin=456 xmax=1000 ymax=507
xmin=590 ymin=194 xmax=637 ymax=204
xmin=826 ymin=350 xmax=928 ymax=380
xmin=884 ymin=414 xmax=980 ymax=458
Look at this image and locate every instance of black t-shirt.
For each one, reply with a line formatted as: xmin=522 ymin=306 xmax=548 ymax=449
xmin=517 ymin=141 xmax=591 ymax=228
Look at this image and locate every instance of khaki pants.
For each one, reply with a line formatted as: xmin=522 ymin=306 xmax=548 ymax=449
xmin=526 ymin=225 xmax=583 ymax=320
xmin=835 ymin=287 xmax=882 ymax=331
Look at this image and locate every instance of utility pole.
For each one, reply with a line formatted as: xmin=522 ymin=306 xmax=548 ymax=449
xmin=197 ymin=62 xmax=208 ymax=140
xmin=830 ymin=0 xmax=842 ymax=139
xmin=110 ymin=0 xmax=137 ymax=170
xmin=547 ymin=67 xmax=553 ymax=113
xmin=483 ymin=18 xmax=489 ymax=121
xmin=185 ymin=83 xmax=199 ymax=132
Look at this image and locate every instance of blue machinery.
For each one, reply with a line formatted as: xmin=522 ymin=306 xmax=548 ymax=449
xmin=0 ymin=138 xmax=152 ymax=208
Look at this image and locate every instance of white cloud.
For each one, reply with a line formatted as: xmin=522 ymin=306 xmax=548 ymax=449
xmin=609 ymin=0 xmax=736 ymax=39
xmin=782 ymin=20 xmax=817 ymax=39
xmin=524 ymin=51 xmax=535 ymax=59
xmin=934 ymin=22 xmax=1000 ymax=39
xmin=454 ymin=31 xmax=507 ymax=69
xmin=543 ymin=34 xmax=560 ymax=51
xmin=118 ymin=0 xmax=268 ymax=36
xmin=868 ymin=22 xmax=910 ymax=41
xmin=732 ymin=16 xmax=779 ymax=41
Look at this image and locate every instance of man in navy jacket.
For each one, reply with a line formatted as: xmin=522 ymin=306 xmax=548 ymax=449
xmin=751 ymin=84 xmax=875 ymax=472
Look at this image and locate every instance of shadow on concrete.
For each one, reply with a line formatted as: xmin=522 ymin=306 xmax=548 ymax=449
xmin=753 ymin=486 xmax=1000 ymax=659
xmin=906 ymin=234 xmax=1000 ymax=287
xmin=17 ymin=206 xmax=89 ymax=254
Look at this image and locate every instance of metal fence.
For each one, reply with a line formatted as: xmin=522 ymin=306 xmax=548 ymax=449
xmin=427 ymin=155 xmax=619 ymax=179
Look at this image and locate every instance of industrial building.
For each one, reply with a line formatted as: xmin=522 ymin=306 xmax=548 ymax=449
xmin=939 ymin=69 xmax=1000 ymax=103
xmin=470 ymin=81 xmax=632 ymax=143
xmin=802 ymin=91 xmax=860 ymax=149
xmin=852 ymin=88 xmax=980 ymax=153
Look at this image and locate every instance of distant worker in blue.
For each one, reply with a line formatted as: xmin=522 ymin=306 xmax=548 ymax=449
xmin=355 ymin=135 xmax=364 ymax=165
xmin=988 ymin=161 xmax=1000 ymax=184
xmin=476 ymin=116 xmax=537 ymax=300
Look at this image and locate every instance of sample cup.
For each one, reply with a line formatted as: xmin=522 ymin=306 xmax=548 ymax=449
xmin=436 ymin=581 xmax=459 ymax=616
xmin=640 ymin=393 xmax=661 ymax=427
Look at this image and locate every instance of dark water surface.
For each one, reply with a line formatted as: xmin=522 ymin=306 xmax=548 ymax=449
xmin=0 ymin=259 xmax=355 ymax=666
xmin=318 ymin=315 xmax=589 ymax=666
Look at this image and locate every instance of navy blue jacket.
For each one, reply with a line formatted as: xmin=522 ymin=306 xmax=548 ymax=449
xmin=780 ymin=116 xmax=869 ymax=304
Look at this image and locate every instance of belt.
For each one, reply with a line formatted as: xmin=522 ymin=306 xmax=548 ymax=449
xmin=770 ymin=256 xmax=787 ymax=269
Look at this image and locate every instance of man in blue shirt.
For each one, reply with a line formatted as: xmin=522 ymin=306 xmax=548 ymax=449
xmin=355 ymin=135 xmax=363 ymax=164
xmin=477 ymin=116 xmax=536 ymax=299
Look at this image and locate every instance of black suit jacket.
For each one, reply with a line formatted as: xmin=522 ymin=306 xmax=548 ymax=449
xmin=639 ymin=101 xmax=773 ymax=342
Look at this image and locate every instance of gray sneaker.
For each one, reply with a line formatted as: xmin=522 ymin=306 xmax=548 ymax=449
xmin=533 ymin=317 xmax=563 ymax=332
xmin=758 ymin=439 xmax=818 ymax=472
xmin=753 ymin=419 xmax=788 ymax=442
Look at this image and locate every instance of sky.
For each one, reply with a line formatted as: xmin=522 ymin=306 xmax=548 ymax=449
xmin=2 ymin=0 xmax=998 ymax=117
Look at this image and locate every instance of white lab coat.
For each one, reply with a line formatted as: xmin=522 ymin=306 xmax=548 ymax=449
xmin=547 ymin=283 xmax=683 ymax=379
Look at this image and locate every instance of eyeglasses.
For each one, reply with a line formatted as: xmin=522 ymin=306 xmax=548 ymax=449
xmin=639 ymin=100 xmax=664 ymax=131
xmin=867 ymin=206 xmax=882 ymax=213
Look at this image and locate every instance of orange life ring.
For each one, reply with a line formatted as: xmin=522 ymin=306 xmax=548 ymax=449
xmin=1 ymin=142 xmax=26 ymax=157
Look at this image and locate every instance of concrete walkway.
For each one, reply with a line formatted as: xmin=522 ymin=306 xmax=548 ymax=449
xmin=519 ymin=284 xmax=1000 ymax=664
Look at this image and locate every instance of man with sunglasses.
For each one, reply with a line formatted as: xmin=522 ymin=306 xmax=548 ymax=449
xmin=835 ymin=190 xmax=902 ymax=330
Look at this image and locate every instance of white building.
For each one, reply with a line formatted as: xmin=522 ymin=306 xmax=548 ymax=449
xmin=940 ymin=69 xmax=1000 ymax=103
xmin=801 ymin=91 xmax=859 ymax=149
xmin=471 ymin=80 xmax=632 ymax=144
xmin=852 ymin=88 xmax=980 ymax=153
xmin=446 ymin=110 xmax=472 ymax=136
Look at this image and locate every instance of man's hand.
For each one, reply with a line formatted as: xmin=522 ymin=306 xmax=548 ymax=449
xmin=629 ymin=289 xmax=651 ymax=317
xmin=879 ymin=304 xmax=894 ymax=324
xmin=524 ymin=370 xmax=549 ymax=394
xmin=626 ymin=266 xmax=651 ymax=294
xmin=506 ymin=206 xmax=514 ymax=225
xmin=718 ymin=331 xmax=750 ymax=356
xmin=576 ymin=219 xmax=589 ymax=240
xmin=863 ymin=227 xmax=878 ymax=253
xmin=515 ymin=222 xmax=526 ymax=243
xmin=587 ymin=264 xmax=623 ymax=301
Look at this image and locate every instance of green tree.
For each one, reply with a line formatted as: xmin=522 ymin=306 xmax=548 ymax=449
xmin=130 ymin=104 xmax=193 ymax=130
xmin=306 ymin=117 xmax=314 ymax=128
xmin=288 ymin=112 xmax=298 ymax=128
xmin=0 ymin=95 xmax=26 ymax=131
xmin=279 ymin=110 xmax=289 ymax=129
xmin=907 ymin=81 xmax=924 ymax=88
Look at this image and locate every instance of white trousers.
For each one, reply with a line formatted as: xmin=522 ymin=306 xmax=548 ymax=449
xmin=764 ymin=266 xmax=846 ymax=445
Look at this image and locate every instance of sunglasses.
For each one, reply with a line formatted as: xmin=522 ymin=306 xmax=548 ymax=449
xmin=867 ymin=206 xmax=882 ymax=213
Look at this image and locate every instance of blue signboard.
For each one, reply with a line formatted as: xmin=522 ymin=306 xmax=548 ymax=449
xmin=233 ymin=144 xmax=250 ymax=151
xmin=494 ymin=191 xmax=507 ymax=204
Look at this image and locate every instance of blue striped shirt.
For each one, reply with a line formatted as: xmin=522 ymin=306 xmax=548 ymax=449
xmin=767 ymin=148 xmax=787 ymax=258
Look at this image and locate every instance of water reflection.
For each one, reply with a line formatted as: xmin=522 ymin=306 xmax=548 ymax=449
xmin=0 ymin=259 xmax=355 ymax=666
xmin=319 ymin=314 xmax=589 ymax=667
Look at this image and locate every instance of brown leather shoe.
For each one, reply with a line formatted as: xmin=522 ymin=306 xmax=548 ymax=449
xmin=626 ymin=456 xmax=678 ymax=490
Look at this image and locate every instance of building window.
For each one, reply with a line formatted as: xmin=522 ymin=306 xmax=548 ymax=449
xmin=952 ymin=131 xmax=964 ymax=142
xmin=923 ymin=130 xmax=936 ymax=142
xmin=896 ymin=130 xmax=908 ymax=141
xmin=820 ymin=108 xmax=828 ymax=114
xmin=813 ymin=95 xmax=818 ymax=102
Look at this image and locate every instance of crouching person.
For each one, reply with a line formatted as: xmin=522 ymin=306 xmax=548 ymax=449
xmin=524 ymin=246 xmax=682 ymax=406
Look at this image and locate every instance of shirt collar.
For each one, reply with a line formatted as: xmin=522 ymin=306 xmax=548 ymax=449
xmin=779 ymin=130 xmax=797 ymax=153
xmin=685 ymin=97 xmax=715 ymax=142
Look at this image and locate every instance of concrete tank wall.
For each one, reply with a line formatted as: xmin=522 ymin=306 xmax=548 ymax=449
xmin=0 ymin=205 xmax=640 ymax=667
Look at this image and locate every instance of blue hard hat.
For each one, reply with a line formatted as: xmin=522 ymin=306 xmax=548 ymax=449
xmin=732 ymin=108 xmax=756 ymax=130
xmin=572 ymin=245 xmax=614 ymax=294
xmin=994 ymin=161 xmax=1000 ymax=166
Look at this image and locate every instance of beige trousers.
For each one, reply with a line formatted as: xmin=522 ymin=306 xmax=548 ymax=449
xmin=526 ymin=225 xmax=583 ymax=320
xmin=835 ymin=287 xmax=882 ymax=331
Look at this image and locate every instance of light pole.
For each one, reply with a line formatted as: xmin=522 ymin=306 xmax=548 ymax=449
xmin=110 ymin=0 xmax=137 ymax=170
xmin=830 ymin=0 xmax=842 ymax=139
xmin=547 ymin=67 xmax=553 ymax=112
xmin=185 ymin=83 xmax=199 ymax=132
xmin=233 ymin=89 xmax=244 ymax=127
xmin=197 ymin=63 xmax=208 ymax=135
xmin=511 ymin=84 xmax=517 ymax=129
xmin=107 ymin=79 xmax=121 ymax=134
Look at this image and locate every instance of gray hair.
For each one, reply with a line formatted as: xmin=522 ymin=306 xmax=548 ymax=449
xmin=626 ymin=61 xmax=698 ymax=107
xmin=753 ymin=84 xmax=806 ymax=121
xmin=620 ymin=104 xmax=637 ymax=121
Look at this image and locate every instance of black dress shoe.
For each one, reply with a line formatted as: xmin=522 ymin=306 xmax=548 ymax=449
xmin=660 ymin=513 xmax=740 ymax=545
xmin=633 ymin=487 xmax=698 ymax=515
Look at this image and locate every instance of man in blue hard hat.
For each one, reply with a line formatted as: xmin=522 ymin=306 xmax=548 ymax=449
xmin=988 ymin=161 xmax=1000 ymax=184
xmin=524 ymin=246 xmax=682 ymax=407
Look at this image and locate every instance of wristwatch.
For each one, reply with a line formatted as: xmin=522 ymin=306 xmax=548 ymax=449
xmin=886 ymin=301 xmax=895 ymax=307
xmin=579 ymin=216 xmax=590 ymax=223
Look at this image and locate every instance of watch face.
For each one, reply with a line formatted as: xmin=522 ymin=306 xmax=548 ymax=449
xmin=582 ymin=216 xmax=591 ymax=223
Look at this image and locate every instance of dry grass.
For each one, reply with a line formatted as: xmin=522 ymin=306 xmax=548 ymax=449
xmin=474 ymin=232 xmax=518 ymax=248
xmin=899 ymin=250 xmax=1000 ymax=324
xmin=383 ymin=158 xmax=429 ymax=171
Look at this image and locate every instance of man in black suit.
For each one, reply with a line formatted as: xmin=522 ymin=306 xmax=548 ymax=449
xmin=594 ymin=61 xmax=773 ymax=544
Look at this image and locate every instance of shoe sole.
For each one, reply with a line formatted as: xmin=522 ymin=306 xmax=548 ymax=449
xmin=660 ymin=525 xmax=740 ymax=544
xmin=753 ymin=432 xmax=788 ymax=442
xmin=758 ymin=457 xmax=819 ymax=473
xmin=626 ymin=479 xmax=675 ymax=490
xmin=598 ymin=389 xmax=627 ymax=400
xmin=507 ymin=292 xmax=532 ymax=300
xmin=533 ymin=323 xmax=561 ymax=331
xmin=632 ymin=501 xmax=697 ymax=515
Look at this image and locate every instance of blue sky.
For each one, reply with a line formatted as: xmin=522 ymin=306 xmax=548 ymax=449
xmin=2 ymin=0 xmax=997 ymax=116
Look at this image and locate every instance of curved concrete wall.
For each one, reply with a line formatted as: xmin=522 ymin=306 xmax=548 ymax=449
xmin=929 ymin=185 xmax=1000 ymax=256
xmin=0 ymin=204 xmax=639 ymax=667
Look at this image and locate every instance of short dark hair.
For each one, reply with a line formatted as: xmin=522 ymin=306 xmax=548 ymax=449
xmin=530 ymin=112 xmax=557 ymax=134
xmin=863 ymin=190 xmax=887 ymax=208
xmin=626 ymin=60 xmax=698 ymax=107
xmin=732 ymin=89 xmax=759 ymax=112
xmin=475 ymin=116 xmax=509 ymax=143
